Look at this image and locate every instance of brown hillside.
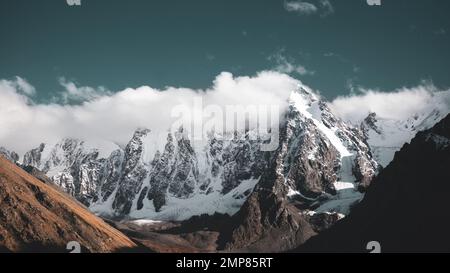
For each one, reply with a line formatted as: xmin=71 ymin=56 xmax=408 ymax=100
xmin=0 ymin=156 xmax=137 ymax=253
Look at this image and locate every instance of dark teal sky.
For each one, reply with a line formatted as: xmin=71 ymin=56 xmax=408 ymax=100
xmin=1 ymin=0 xmax=449 ymax=101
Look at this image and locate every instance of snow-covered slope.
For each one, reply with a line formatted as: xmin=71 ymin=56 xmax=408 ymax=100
xmin=18 ymin=86 xmax=379 ymax=221
xmin=361 ymin=107 xmax=449 ymax=167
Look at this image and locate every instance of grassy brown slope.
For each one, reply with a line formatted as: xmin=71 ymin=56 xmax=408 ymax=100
xmin=0 ymin=156 xmax=137 ymax=253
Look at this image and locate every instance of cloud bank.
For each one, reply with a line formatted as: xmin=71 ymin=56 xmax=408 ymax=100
xmin=0 ymin=72 xmax=299 ymax=155
xmin=2 ymin=73 xmax=449 ymax=156
xmin=329 ymin=84 xmax=450 ymax=123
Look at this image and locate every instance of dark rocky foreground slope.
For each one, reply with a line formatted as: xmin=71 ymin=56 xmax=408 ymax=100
xmin=297 ymin=114 xmax=450 ymax=253
xmin=0 ymin=156 xmax=137 ymax=253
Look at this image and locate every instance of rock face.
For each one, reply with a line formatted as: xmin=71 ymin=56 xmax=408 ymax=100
xmin=223 ymin=149 xmax=317 ymax=252
xmin=23 ymin=140 xmax=107 ymax=206
xmin=0 ymin=156 xmax=137 ymax=253
xmin=299 ymin=114 xmax=450 ymax=253
xmin=15 ymin=87 xmax=378 ymax=226
xmin=223 ymin=90 xmax=378 ymax=251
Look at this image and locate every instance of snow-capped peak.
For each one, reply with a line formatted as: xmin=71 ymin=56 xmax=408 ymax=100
xmin=285 ymin=87 xmax=378 ymax=215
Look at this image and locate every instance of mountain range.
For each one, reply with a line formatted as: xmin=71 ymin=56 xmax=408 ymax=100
xmin=1 ymin=85 xmax=448 ymax=252
xmin=4 ymin=87 xmax=380 ymax=222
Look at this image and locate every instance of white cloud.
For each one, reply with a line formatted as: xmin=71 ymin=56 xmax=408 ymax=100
xmin=284 ymin=1 xmax=318 ymax=15
xmin=7 ymin=77 xmax=36 ymax=96
xmin=57 ymin=77 xmax=112 ymax=103
xmin=268 ymin=50 xmax=315 ymax=76
xmin=4 ymin=72 xmax=448 ymax=157
xmin=284 ymin=0 xmax=334 ymax=17
xmin=0 ymin=72 xmax=301 ymax=155
xmin=329 ymin=83 xmax=450 ymax=123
